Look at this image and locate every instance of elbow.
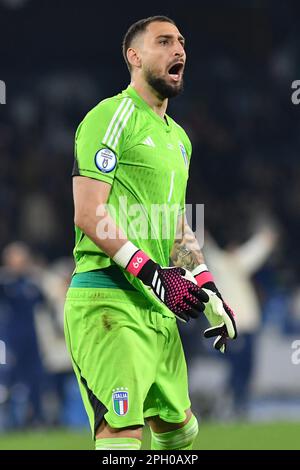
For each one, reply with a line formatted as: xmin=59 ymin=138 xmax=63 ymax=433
xmin=74 ymin=211 xmax=86 ymax=231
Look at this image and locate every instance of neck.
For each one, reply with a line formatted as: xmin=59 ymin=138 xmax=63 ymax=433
xmin=130 ymin=80 xmax=168 ymax=119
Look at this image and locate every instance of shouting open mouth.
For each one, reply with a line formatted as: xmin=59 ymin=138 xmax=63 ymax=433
xmin=167 ymin=61 xmax=185 ymax=82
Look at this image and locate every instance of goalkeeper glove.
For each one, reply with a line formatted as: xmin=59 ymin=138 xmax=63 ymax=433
xmin=192 ymin=264 xmax=237 ymax=353
xmin=113 ymin=241 xmax=209 ymax=322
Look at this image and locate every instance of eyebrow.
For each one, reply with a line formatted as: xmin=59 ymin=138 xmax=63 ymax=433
xmin=156 ymin=34 xmax=185 ymax=44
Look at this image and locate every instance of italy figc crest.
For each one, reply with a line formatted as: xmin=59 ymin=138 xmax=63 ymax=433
xmin=112 ymin=388 xmax=129 ymax=416
xmin=179 ymin=142 xmax=188 ymax=167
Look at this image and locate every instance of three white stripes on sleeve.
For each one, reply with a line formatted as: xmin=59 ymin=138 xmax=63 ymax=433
xmin=102 ymin=98 xmax=135 ymax=151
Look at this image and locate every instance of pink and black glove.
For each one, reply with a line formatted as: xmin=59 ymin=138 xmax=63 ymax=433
xmin=113 ymin=242 xmax=209 ymax=322
xmin=192 ymin=264 xmax=237 ymax=353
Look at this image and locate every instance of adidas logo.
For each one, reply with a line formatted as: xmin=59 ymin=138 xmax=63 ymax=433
xmin=143 ymin=136 xmax=155 ymax=147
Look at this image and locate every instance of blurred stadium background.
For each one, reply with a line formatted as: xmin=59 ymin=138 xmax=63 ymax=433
xmin=0 ymin=0 xmax=300 ymax=450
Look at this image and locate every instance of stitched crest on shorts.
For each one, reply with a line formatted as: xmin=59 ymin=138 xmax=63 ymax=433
xmin=112 ymin=388 xmax=129 ymax=416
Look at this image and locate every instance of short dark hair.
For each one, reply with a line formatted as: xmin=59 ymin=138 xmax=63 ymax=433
xmin=122 ymin=16 xmax=176 ymax=72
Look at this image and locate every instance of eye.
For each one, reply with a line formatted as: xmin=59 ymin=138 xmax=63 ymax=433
xmin=159 ymin=39 xmax=168 ymax=45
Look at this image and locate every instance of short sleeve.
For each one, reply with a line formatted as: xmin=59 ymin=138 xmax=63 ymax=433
xmin=179 ymin=183 xmax=188 ymax=215
xmin=181 ymin=130 xmax=192 ymax=168
xmin=72 ymin=96 xmax=135 ymax=184
xmin=178 ymin=128 xmax=192 ymax=215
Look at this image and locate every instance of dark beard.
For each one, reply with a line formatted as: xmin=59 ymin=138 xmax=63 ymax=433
xmin=144 ymin=69 xmax=184 ymax=99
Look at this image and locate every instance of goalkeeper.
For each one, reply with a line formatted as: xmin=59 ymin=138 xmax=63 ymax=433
xmin=65 ymin=15 xmax=237 ymax=451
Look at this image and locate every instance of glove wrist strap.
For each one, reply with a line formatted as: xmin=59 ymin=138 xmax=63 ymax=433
xmin=193 ymin=264 xmax=214 ymax=287
xmin=112 ymin=241 xmax=156 ymax=284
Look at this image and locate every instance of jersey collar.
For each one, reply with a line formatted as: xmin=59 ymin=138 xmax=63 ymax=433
xmin=126 ymin=85 xmax=171 ymax=132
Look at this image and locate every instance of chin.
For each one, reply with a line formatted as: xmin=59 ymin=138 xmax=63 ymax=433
xmin=164 ymin=81 xmax=184 ymax=99
xmin=155 ymin=79 xmax=184 ymax=99
xmin=145 ymin=69 xmax=184 ymax=99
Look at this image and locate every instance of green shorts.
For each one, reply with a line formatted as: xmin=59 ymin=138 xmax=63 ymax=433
xmin=64 ymin=287 xmax=191 ymax=436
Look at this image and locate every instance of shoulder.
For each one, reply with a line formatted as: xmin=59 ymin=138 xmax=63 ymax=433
xmin=82 ymin=92 xmax=135 ymax=127
xmin=76 ymin=92 xmax=136 ymax=140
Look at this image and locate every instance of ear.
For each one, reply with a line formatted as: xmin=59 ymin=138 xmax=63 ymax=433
xmin=127 ymin=47 xmax=141 ymax=69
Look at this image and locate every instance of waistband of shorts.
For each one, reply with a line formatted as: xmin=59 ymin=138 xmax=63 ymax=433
xmin=70 ymin=266 xmax=135 ymax=290
xmin=65 ymin=287 xmax=152 ymax=306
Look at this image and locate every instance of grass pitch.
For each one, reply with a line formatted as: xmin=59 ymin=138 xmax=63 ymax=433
xmin=0 ymin=421 xmax=300 ymax=450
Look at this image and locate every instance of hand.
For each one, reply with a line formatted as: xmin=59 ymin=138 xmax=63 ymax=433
xmin=138 ymin=262 xmax=209 ymax=322
xmin=113 ymin=241 xmax=209 ymax=322
xmin=192 ymin=265 xmax=237 ymax=353
xmin=201 ymin=288 xmax=237 ymax=353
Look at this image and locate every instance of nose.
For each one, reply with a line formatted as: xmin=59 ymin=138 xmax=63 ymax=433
xmin=174 ymin=42 xmax=185 ymax=58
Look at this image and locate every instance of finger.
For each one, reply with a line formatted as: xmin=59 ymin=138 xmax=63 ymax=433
xmin=212 ymin=297 xmax=237 ymax=340
xmin=204 ymin=323 xmax=226 ymax=338
xmin=222 ymin=303 xmax=238 ymax=339
xmin=198 ymin=302 xmax=205 ymax=312
xmin=191 ymin=287 xmax=209 ymax=303
xmin=214 ymin=335 xmax=226 ymax=353
xmin=175 ymin=312 xmax=189 ymax=323
xmin=188 ymin=306 xmax=201 ymax=319
xmin=182 ymin=301 xmax=200 ymax=319
xmin=184 ymin=297 xmax=205 ymax=313
xmin=224 ymin=316 xmax=237 ymax=339
xmin=223 ymin=311 xmax=238 ymax=339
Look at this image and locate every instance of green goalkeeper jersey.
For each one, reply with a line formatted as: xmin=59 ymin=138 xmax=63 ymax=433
xmin=72 ymin=85 xmax=192 ymax=312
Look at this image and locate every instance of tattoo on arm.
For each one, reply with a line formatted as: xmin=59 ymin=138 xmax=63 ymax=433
xmin=170 ymin=217 xmax=205 ymax=270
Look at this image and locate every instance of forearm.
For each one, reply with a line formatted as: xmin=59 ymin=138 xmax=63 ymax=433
xmin=73 ymin=177 xmax=128 ymax=259
xmin=170 ymin=216 xmax=205 ymax=271
xmin=75 ymin=203 xmax=128 ymax=259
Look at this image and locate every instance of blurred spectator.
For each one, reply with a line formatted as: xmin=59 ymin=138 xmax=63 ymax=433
xmin=203 ymin=224 xmax=278 ymax=417
xmin=0 ymin=242 xmax=47 ymax=429
xmin=33 ymin=257 xmax=87 ymax=427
